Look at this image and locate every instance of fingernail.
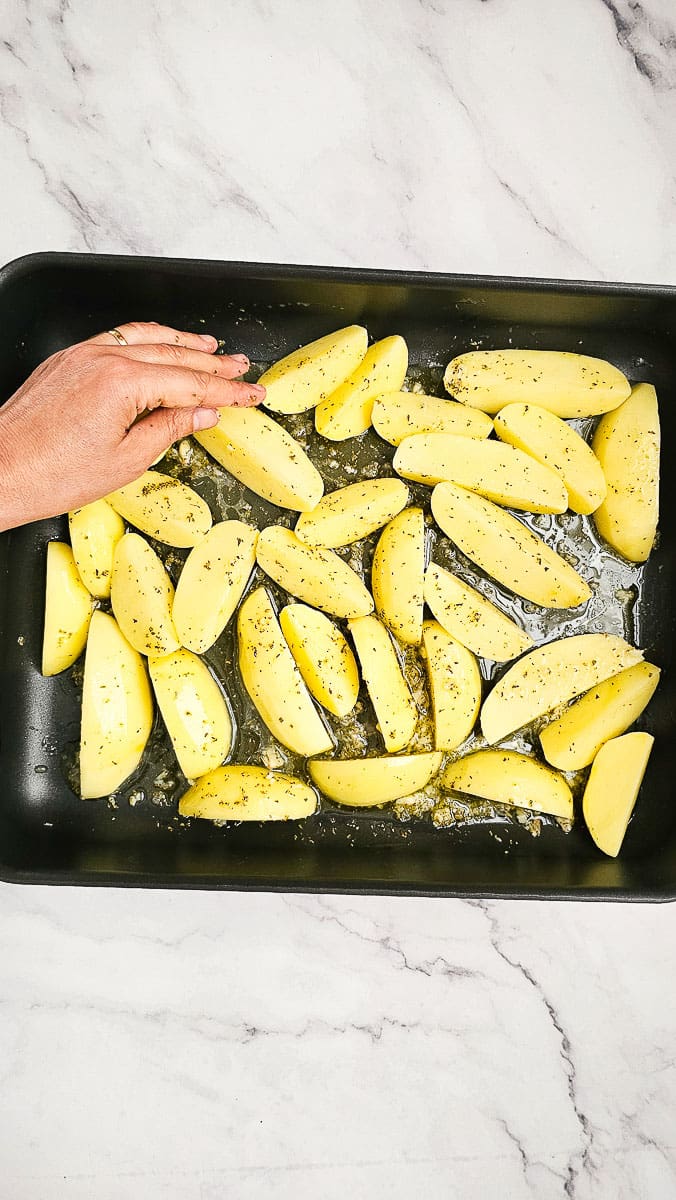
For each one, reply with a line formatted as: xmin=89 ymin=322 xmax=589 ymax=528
xmin=199 ymin=334 xmax=218 ymax=349
xmin=192 ymin=407 xmax=219 ymax=431
xmin=251 ymin=384 xmax=266 ymax=399
xmin=231 ymin=353 xmax=250 ymax=366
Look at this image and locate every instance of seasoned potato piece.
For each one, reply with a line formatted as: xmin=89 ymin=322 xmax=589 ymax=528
xmin=348 ymin=614 xmax=417 ymax=752
xmin=295 ymin=478 xmax=409 ymax=547
xmin=444 ymin=350 xmax=630 ymax=417
xmin=173 ymin=520 xmax=258 ymax=653
xmin=582 ymin=732 xmax=654 ymax=857
xmin=149 ymin=649 xmax=233 ymax=779
xmin=42 ymin=541 xmax=94 ymax=676
xmin=179 ymin=765 xmax=317 ymax=821
xmin=540 ymin=662 xmax=660 ymax=771
xmin=68 ymin=499 xmax=125 ymax=599
xmin=309 ymin=752 xmax=442 ymax=807
xmin=494 ymin=403 xmax=607 ymax=514
xmin=592 ymin=383 xmax=660 ymax=562
xmin=256 ymin=526 xmax=373 ymax=619
xmin=424 ymin=562 xmax=532 ymax=663
xmin=372 ymin=506 xmax=425 ymax=646
xmin=110 ymin=533 xmax=180 ymax=657
xmin=422 ymin=620 xmax=481 ymax=751
xmin=106 ymin=471 xmax=212 ymax=547
xmin=443 ymin=750 xmax=573 ymax=820
xmin=260 ymin=325 xmax=368 ymax=414
xmin=372 ymin=391 xmax=493 ymax=446
xmin=280 ymin=604 xmax=359 ymax=718
xmin=315 ymin=335 xmax=408 ymax=440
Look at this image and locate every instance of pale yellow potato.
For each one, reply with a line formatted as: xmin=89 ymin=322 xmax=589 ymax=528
xmin=280 ymin=604 xmax=359 ymax=718
xmin=80 ymin=611 xmax=153 ymax=799
xmin=237 ymin=587 xmax=333 ymax=756
xmin=173 ymin=520 xmax=258 ymax=653
xmin=256 ymin=525 xmax=373 ymax=619
xmin=582 ymin=732 xmax=654 ymax=857
xmin=68 ymin=499 xmax=125 ymax=599
xmin=179 ymin=765 xmax=317 ymax=821
xmin=295 ymin=478 xmax=409 ymax=547
xmin=42 ymin=541 xmax=94 ymax=676
xmin=259 ymin=325 xmax=368 ymax=414
xmin=424 ymin=562 xmax=532 ymax=663
xmin=372 ymin=391 xmax=493 ymax=446
xmin=394 ymin=433 xmax=567 ymax=513
xmin=347 ymin=614 xmax=417 ymax=752
xmin=149 ymin=648 xmax=233 ymax=780
xmin=444 ymin=350 xmax=631 ymax=417
xmin=431 ymin=482 xmax=591 ymax=609
xmin=309 ymin=752 xmax=442 ymax=807
xmin=442 ymin=750 xmax=573 ymax=820
xmin=106 ymin=471 xmax=212 ymax=548
xmin=592 ymin=383 xmax=660 ymax=562
xmin=494 ymin=403 xmax=607 ymax=514
xmin=481 ymin=633 xmax=643 ymax=744
xmin=540 ymin=662 xmax=660 ymax=771
xmin=372 ymin=506 xmax=425 ymax=646
xmin=422 ymin=620 xmax=481 ymax=751
xmin=315 ymin=335 xmax=408 ymax=440
xmin=196 ymin=406 xmax=324 ymax=512
xmin=110 ymin=533 xmax=180 ymax=657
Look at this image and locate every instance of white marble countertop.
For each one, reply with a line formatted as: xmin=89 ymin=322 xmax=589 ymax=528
xmin=1 ymin=2 xmax=675 ymax=1197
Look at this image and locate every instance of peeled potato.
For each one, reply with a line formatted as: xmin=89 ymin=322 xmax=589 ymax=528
xmin=256 ymin=525 xmax=373 ymax=619
xmin=582 ymin=732 xmax=654 ymax=856
xmin=173 ymin=520 xmax=258 ymax=653
xmin=494 ymin=403 xmax=607 ymax=514
xmin=259 ymin=325 xmax=368 ymax=414
xmin=111 ymin=532 xmax=180 ymax=657
xmin=444 ymin=350 xmax=631 ymax=417
xmin=348 ymin=614 xmax=417 ymax=752
xmin=592 ymin=383 xmax=660 ymax=562
xmin=372 ymin=391 xmax=493 ymax=446
xmin=372 ymin=506 xmax=425 ymax=646
xmin=315 ymin=335 xmax=408 ymax=440
xmin=295 ymin=478 xmax=409 ymax=547
xmin=68 ymin=499 xmax=125 ymax=599
xmin=442 ymin=750 xmax=573 ymax=820
xmin=179 ymin=766 xmax=317 ymax=821
xmin=106 ymin=471 xmax=212 ymax=547
xmin=309 ymin=752 xmax=442 ymax=807
xmin=280 ymin=604 xmax=359 ymax=718
xmin=42 ymin=541 xmax=94 ymax=676
xmin=422 ymin=620 xmax=481 ymax=751
xmin=424 ymin=562 xmax=532 ymax=663
xmin=540 ymin=661 xmax=660 ymax=771
xmin=149 ymin=649 xmax=233 ymax=779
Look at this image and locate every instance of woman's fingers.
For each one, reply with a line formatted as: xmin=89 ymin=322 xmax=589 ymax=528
xmin=130 ymin=362 xmax=265 ymax=413
xmin=123 ymin=405 xmax=220 ymax=470
xmin=88 ymin=322 xmax=219 ymax=351
xmin=119 ymin=342 xmax=250 ymax=380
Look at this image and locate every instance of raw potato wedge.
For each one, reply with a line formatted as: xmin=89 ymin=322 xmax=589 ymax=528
xmin=68 ymin=499 xmax=125 ymax=599
xmin=256 ymin=526 xmax=373 ymax=619
xmin=280 ymin=604 xmax=359 ymax=718
xmin=173 ymin=520 xmax=258 ymax=653
xmin=295 ymin=478 xmax=409 ymax=547
xmin=237 ymin=588 xmax=333 ymax=756
xmin=348 ymin=614 xmax=417 ymax=752
xmin=111 ymin=533 xmax=180 ymax=657
xmin=149 ymin=649 xmax=233 ymax=780
xmin=106 ymin=471 xmax=212 ymax=548
xmin=372 ymin=391 xmax=493 ymax=446
xmin=442 ymin=750 xmax=573 ymax=820
xmin=592 ymin=383 xmax=660 ymax=562
xmin=196 ymin=406 xmax=324 ymax=512
xmin=80 ymin=611 xmax=153 ymax=799
xmin=372 ymin=506 xmax=425 ymax=646
xmin=179 ymin=765 xmax=317 ymax=821
xmin=422 ymin=620 xmax=481 ymax=751
xmin=394 ymin=433 xmax=567 ymax=513
xmin=582 ymin=732 xmax=654 ymax=857
xmin=315 ymin=335 xmax=408 ymax=440
xmin=424 ymin=562 xmax=532 ymax=663
xmin=309 ymin=752 xmax=442 ymax=807
xmin=481 ymin=633 xmax=644 ymax=744
xmin=42 ymin=542 xmax=94 ymax=676
xmin=259 ymin=325 xmax=368 ymax=414
xmin=494 ymin=403 xmax=607 ymax=515
xmin=431 ymin=482 xmax=591 ymax=609
xmin=444 ymin=350 xmax=631 ymax=417
xmin=540 ymin=661 xmax=660 ymax=771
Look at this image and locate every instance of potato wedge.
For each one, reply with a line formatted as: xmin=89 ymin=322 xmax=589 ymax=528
xmin=347 ymin=614 xmax=417 ymax=752
xmin=372 ymin=391 xmax=493 ymax=446
xmin=280 ymin=604 xmax=359 ymax=718
xmin=173 ymin=520 xmax=258 ymax=653
xmin=237 ymin=587 xmax=333 ymax=756
xmin=582 ymin=732 xmax=654 ymax=856
xmin=424 ymin=562 xmax=532 ymax=663
xmin=315 ymin=335 xmax=408 ymax=440
xmin=42 ymin=541 xmax=94 ymax=676
xmin=179 ymin=765 xmax=317 ymax=821
xmin=422 ymin=620 xmax=481 ymax=751
xmin=481 ymin=633 xmax=643 ymax=744
xmin=68 ymin=499 xmax=125 ymax=599
xmin=196 ymin=406 xmax=324 ymax=512
xmin=149 ymin=649 xmax=233 ymax=779
xmin=111 ymin=533 xmax=180 ymax=657
xmin=259 ymin=325 xmax=368 ymax=414
xmin=372 ymin=506 xmax=425 ymax=645
xmin=80 ymin=611 xmax=153 ymax=799
xmin=106 ymin=471 xmax=212 ymax=547
xmin=309 ymin=752 xmax=442 ymax=807
xmin=431 ymin=482 xmax=591 ymax=609
xmin=256 ymin=526 xmax=373 ymax=619
xmin=592 ymin=383 xmax=660 ymax=562
xmin=494 ymin=403 xmax=607 ymax=515
xmin=295 ymin=478 xmax=409 ymax=547
xmin=444 ymin=350 xmax=631 ymax=417
xmin=394 ymin=433 xmax=567 ymax=513
xmin=442 ymin=750 xmax=573 ymax=820
xmin=539 ymin=661 xmax=660 ymax=771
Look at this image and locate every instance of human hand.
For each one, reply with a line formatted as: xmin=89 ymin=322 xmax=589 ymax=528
xmin=0 ymin=321 xmax=265 ymax=532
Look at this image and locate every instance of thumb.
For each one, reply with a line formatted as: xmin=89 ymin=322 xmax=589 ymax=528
xmin=123 ymin=406 xmax=219 ymax=467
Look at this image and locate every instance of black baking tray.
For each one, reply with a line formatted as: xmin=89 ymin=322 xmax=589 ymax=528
xmin=0 ymin=252 xmax=674 ymax=898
